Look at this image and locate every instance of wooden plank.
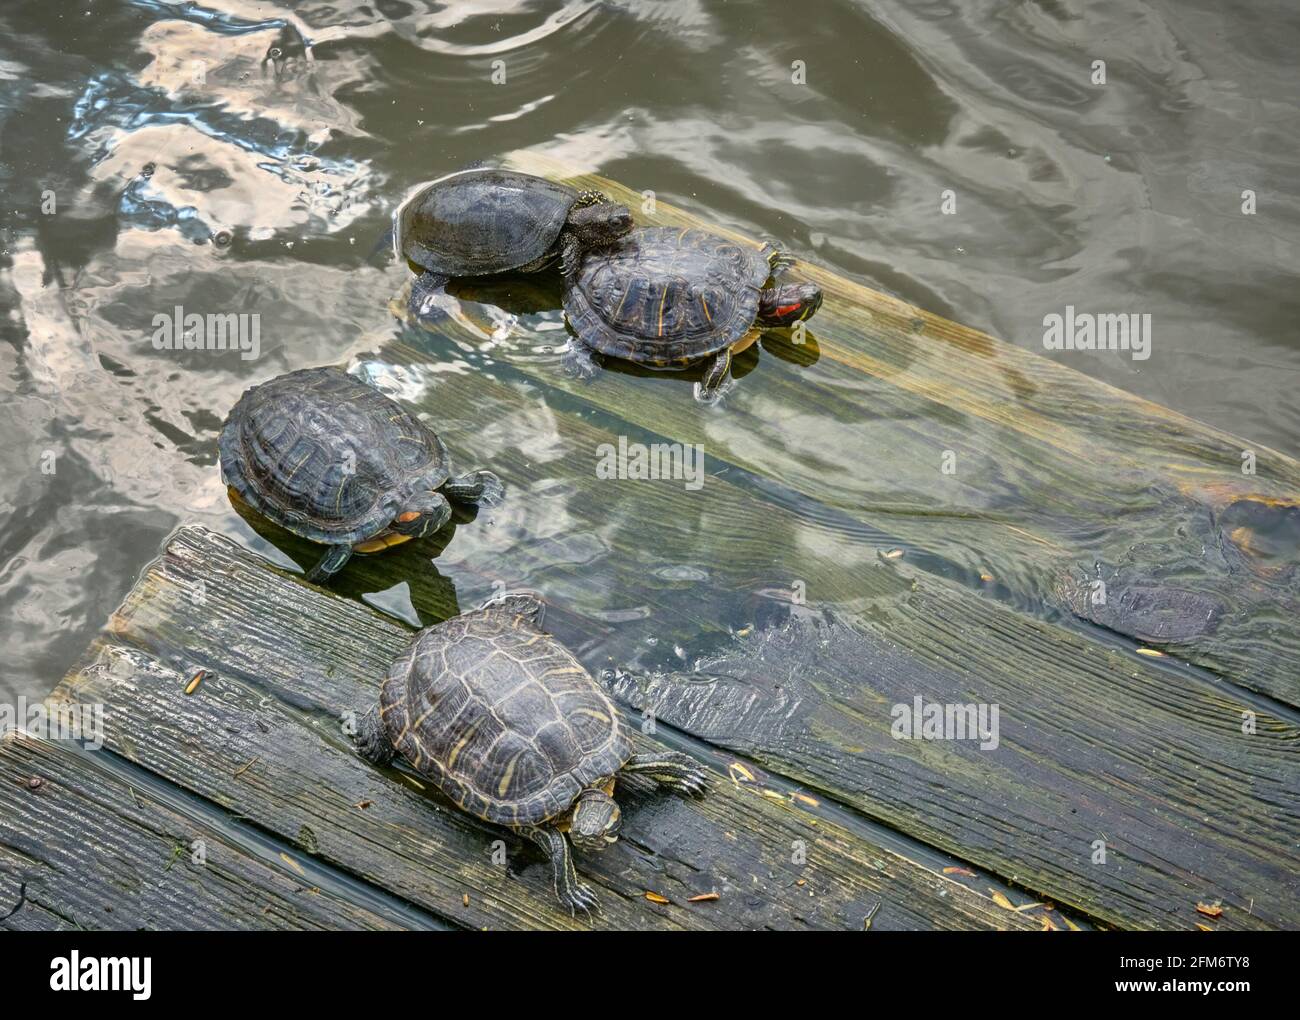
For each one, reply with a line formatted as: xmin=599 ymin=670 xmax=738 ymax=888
xmin=605 ymin=603 xmax=1300 ymax=931
xmin=447 ymin=150 xmax=1299 ymax=708
xmin=214 ymin=335 xmax=1295 ymax=928
xmin=0 ymin=732 xmax=407 ymax=931
xmin=49 ymin=527 xmax=1041 ymax=931
xmin=215 ymin=292 xmax=1289 ymax=925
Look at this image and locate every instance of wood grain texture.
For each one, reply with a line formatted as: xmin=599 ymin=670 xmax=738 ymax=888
xmin=0 ymin=732 xmax=405 ymax=931
xmin=606 ymin=601 xmax=1300 ymax=931
xmin=47 ymin=527 xmax=1040 ymax=931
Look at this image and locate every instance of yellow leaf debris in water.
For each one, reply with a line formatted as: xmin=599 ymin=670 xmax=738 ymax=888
xmin=1196 ymin=901 xmax=1223 ymax=918
xmin=882 ymin=548 xmax=905 ymax=560
xmin=279 ymin=853 xmax=305 ymax=876
xmin=462 ymin=893 xmax=469 ymax=907
xmin=1062 ymin=916 xmax=1083 ymax=932
xmin=1041 ymin=915 xmax=1059 ymax=931
xmin=184 ymin=669 xmax=207 ymax=696
xmin=1014 ymin=901 xmax=1045 ymax=912
xmin=1136 ymin=647 xmax=1165 ymax=657
xmin=990 ymin=890 xmax=1016 ymax=910
xmin=791 ymin=792 xmax=819 ymax=807
xmin=687 ymin=892 xmax=719 ymax=903
xmin=644 ymin=891 xmax=670 ymax=904
xmin=943 ymin=866 xmax=976 ymax=877
xmin=727 ymin=762 xmax=756 ymax=785
xmin=760 ymin=788 xmax=786 ymax=803
xmin=1196 ymin=923 xmax=1214 ymax=931
xmin=979 ymin=572 xmax=995 ymax=582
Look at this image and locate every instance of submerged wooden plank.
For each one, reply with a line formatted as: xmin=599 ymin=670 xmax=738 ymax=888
xmin=0 ymin=732 xmax=404 ymax=931
xmin=606 ymin=603 xmax=1300 ymax=931
xmin=472 ymin=150 xmax=1300 ymax=708
xmin=49 ymin=526 xmax=1039 ymax=931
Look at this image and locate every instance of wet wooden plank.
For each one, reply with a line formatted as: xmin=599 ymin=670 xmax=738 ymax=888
xmin=471 ymin=150 xmax=1300 ymax=708
xmin=606 ymin=602 xmax=1300 ymax=931
xmin=48 ymin=526 xmax=1039 ymax=931
xmin=220 ymin=326 xmax=1294 ymax=929
xmin=0 ymin=732 xmax=405 ymax=931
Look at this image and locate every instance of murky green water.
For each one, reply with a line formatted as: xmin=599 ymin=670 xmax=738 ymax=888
xmin=1 ymin=0 xmax=1298 ymax=705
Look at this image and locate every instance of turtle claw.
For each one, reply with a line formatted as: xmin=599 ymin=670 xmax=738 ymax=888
xmin=563 ymin=882 xmax=601 ymax=917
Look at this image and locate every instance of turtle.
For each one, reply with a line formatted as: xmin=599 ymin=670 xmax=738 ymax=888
xmin=219 ymin=366 xmax=503 ymax=583
xmin=354 ymin=591 xmax=708 ymax=914
xmin=561 ymin=226 xmax=824 ymax=399
xmin=393 ymin=168 xmax=634 ymax=316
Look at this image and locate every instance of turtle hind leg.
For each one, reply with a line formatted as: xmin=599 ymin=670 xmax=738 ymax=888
xmin=694 ymin=349 xmax=733 ymax=404
xmin=443 ymin=470 xmax=505 ymax=509
xmin=478 ymin=589 xmax=546 ymax=628
xmin=519 ymin=825 xmax=599 ymax=916
xmin=306 ymin=544 xmax=353 ymax=584
xmin=354 ymin=706 xmax=396 ymax=767
xmin=408 ymin=270 xmax=449 ymax=319
xmin=560 ymin=339 xmax=601 ymax=380
xmin=622 ymin=751 xmax=708 ymax=797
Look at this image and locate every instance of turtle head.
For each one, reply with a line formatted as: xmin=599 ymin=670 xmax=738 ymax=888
xmin=567 ymin=201 xmax=633 ymax=248
xmin=391 ymin=490 xmax=451 ymax=537
xmin=757 ymin=282 xmax=823 ymax=326
xmin=570 ymin=788 xmax=621 ymax=851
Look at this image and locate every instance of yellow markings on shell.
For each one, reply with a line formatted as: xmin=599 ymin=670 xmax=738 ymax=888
xmin=447 ymin=719 xmax=482 ymax=771
xmin=542 ymin=666 xmax=586 ymax=678
xmin=497 ymin=753 xmax=520 ymax=797
xmin=657 ymin=284 xmax=669 ymax=337
xmin=570 ymin=707 xmax=611 ymax=726
xmin=283 ymin=451 xmax=312 ymax=484
xmin=699 ymin=294 xmax=712 ymax=324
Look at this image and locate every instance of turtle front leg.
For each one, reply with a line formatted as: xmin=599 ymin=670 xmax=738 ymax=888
xmin=558 ymin=231 xmax=583 ymax=281
xmin=560 ymin=338 xmax=601 ymax=380
xmin=520 ymin=825 xmax=599 ymax=916
xmin=443 ymin=470 xmax=505 ymax=508
xmin=621 ymin=751 xmax=709 ymax=797
xmin=408 ymin=270 xmax=449 ymax=319
xmin=306 ymin=544 xmax=353 ymax=584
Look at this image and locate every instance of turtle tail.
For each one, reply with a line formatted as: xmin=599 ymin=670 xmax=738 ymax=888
xmin=355 ymin=706 xmax=396 ymax=766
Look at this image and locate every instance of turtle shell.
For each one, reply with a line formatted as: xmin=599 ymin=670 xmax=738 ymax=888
xmin=397 ymin=168 xmax=580 ymax=277
xmin=219 ymin=367 xmax=451 ymax=545
xmin=378 ymin=602 xmax=632 ymax=826
xmin=563 ymin=226 xmax=770 ymax=367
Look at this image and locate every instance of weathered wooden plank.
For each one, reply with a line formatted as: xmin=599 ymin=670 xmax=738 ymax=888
xmin=0 ymin=732 xmax=406 ymax=931
xmin=212 ymin=338 xmax=1295 ymax=928
xmin=456 ymin=150 xmax=1300 ymax=708
xmin=50 ymin=527 xmax=1041 ymax=931
xmin=606 ymin=602 xmax=1300 ymax=931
